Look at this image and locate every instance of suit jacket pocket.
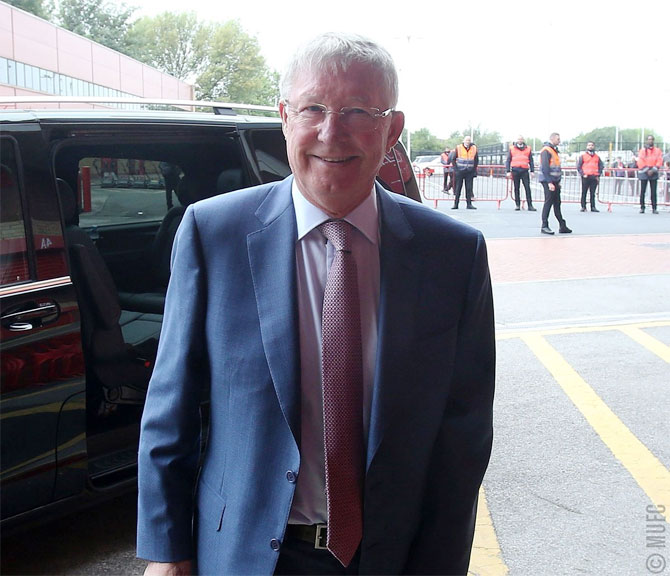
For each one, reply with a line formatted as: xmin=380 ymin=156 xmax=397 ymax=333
xmin=196 ymin=479 xmax=226 ymax=532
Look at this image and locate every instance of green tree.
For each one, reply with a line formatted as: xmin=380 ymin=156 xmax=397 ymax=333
xmin=408 ymin=127 xmax=446 ymax=158
xmin=195 ymin=20 xmax=278 ymax=105
xmin=57 ymin=0 xmax=135 ymax=54
xmin=569 ymin=126 xmax=663 ymax=153
xmin=5 ymin=0 xmax=53 ymax=19
xmin=446 ymin=126 xmax=502 ymax=148
xmin=125 ymin=12 xmax=206 ymax=81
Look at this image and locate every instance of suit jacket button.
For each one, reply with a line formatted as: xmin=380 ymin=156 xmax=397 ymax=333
xmin=270 ymin=538 xmax=281 ymax=551
xmin=286 ymin=470 xmax=297 ymax=483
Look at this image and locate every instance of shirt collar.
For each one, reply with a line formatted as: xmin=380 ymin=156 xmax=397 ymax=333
xmin=291 ymin=181 xmax=379 ymax=245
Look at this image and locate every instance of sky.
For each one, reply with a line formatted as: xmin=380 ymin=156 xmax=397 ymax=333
xmin=136 ymin=0 xmax=669 ymax=146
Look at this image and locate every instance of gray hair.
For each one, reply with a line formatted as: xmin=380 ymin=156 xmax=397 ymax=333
xmin=280 ymin=32 xmax=399 ymax=106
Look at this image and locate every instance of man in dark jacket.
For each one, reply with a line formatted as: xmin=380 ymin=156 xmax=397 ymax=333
xmin=449 ymin=136 xmax=478 ymax=209
xmin=440 ymin=147 xmax=453 ymax=192
xmin=539 ymin=132 xmax=572 ymax=235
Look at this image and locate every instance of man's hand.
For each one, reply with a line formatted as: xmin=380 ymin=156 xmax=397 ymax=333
xmin=548 ymin=183 xmax=555 ymax=192
xmin=144 ymin=560 xmax=193 ymax=576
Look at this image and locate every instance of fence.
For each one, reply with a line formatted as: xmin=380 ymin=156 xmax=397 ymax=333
xmin=419 ymin=167 xmax=670 ymax=211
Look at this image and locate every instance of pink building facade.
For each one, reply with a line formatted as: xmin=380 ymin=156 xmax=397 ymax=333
xmin=0 ymin=1 xmax=193 ymax=106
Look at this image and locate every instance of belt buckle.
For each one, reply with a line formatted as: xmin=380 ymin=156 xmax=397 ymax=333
xmin=314 ymin=524 xmax=328 ymax=550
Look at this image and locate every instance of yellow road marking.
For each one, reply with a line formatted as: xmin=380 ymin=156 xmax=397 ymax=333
xmin=496 ymin=320 xmax=670 ymax=341
xmin=522 ymin=333 xmax=670 ymax=522
xmin=468 ymin=486 xmax=509 ymax=576
xmin=619 ymin=326 xmax=670 ymax=363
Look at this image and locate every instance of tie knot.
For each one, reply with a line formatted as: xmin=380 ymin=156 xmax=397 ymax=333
xmin=319 ymin=220 xmax=353 ymax=252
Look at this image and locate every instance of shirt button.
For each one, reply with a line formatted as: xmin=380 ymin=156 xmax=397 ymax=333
xmin=270 ymin=538 xmax=281 ymax=551
xmin=286 ymin=470 xmax=297 ymax=483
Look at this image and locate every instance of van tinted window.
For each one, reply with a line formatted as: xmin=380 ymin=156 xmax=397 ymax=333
xmin=0 ymin=139 xmax=30 ymax=286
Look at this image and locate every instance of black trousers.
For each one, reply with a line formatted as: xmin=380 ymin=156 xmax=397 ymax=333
xmin=541 ymin=181 xmax=566 ymax=228
xmin=443 ymin=170 xmax=453 ymax=191
xmin=581 ymin=176 xmax=599 ymax=209
xmin=512 ymin=170 xmax=533 ymax=206
xmin=164 ymin=175 xmax=180 ymax=209
xmin=453 ymin=172 xmax=475 ymax=205
xmin=639 ymin=178 xmax=658 ymax=209
xmin=274 ymin=536 xmax=361 ymax=575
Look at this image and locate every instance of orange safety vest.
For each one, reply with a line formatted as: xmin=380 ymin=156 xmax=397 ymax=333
xmin=637 ymin=146 xmax=663 ymax=169
xmin=455 ymin=144 xmax=477 ymax=171
xmin=440 ymin=152 xmax=452 ymax=172
xmin=540 ymin=145 xmax=561 ymax=181
xmin=580 ymin=152 xmax=601 ymax=176
xmin=510 ymin=145 xmax=532 ymax=169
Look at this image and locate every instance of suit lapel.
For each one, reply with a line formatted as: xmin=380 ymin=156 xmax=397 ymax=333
xmin=247 ymin=177 xmax=301 ymax=445
xmin=367 ymin=186 xmax=418 ymax=469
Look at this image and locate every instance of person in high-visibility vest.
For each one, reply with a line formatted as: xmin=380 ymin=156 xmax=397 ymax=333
xmin=505 ymin=135 xmax=536 ymax=211
xmin=636 ymin=135 xmax=663 ymax=214
xmin=538 ymin=132 xmax=572 ymax=235
xmin=576 ymin=141 xmax=603 ymax=212
xmin=448 ymin=136 xmax=478 ymax=209
xmin=440 ymin=147 xmax=453 ymax=192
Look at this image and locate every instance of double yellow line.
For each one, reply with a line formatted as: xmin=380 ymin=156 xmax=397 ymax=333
xmin=468 ymin=321 xmax=670 ymax=575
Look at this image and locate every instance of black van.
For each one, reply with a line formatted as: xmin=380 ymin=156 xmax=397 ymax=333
xmin=0 ymin=97 xmax=420 ymax=527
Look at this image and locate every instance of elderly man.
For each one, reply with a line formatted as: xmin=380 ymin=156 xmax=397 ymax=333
xmin=137 ymin=32 xmax=495 ymax=576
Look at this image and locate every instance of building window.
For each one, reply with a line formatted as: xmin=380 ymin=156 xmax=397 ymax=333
xmin=7 ymin=60 xmax=16 ymax=86
xmin=16 ymin=62 xmax=25 ymax=88
xmin=0 ymin=57 xmax=8 ymax=85
xmin=0 ymin=56 xmax=178 ymax=104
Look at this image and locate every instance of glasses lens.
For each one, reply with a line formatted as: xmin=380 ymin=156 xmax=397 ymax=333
xmin=290 ymin=104 xmax=382 ymax=132
xmin=341 ymin=108 xmax=376 ymax=131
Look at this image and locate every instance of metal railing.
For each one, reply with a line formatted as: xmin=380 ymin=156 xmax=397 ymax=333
xmin=0 ymin=96 xmax=280 ymax=116
xmin=420 ymin=166 xmax=670 ymax=210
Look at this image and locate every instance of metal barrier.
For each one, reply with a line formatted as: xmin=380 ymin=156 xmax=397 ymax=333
xmin=420 ymin=166 xmax=670 ymax=211
xmin=419 ymin=165 xmax=510 ymax=209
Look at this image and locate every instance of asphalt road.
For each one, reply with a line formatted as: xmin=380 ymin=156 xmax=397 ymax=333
xmin=2 ymin=196 xmax=669 ymax=575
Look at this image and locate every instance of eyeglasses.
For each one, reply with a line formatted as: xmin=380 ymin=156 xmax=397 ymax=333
xmin=284 ymin=102 xmax=394 ymax=132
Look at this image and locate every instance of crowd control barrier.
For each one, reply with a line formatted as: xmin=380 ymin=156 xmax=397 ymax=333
xmin=419 ymin=165 xmax=510 ymax=208
xmin=419 ymin=166 xmax=670 ymax=211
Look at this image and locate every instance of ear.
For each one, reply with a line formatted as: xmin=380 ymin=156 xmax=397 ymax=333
xmin=279 ymin=100 xmax=289 ymax=138
xmin=386 ymin=110 xmax=405 ymax=151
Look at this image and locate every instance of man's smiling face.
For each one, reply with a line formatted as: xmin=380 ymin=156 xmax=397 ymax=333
xmin=279 ymin=60 xmax=404 ymax=218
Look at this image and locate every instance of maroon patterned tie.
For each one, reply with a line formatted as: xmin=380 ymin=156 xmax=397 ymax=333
xmin=319 ymin=220 xmax=364 ymax=567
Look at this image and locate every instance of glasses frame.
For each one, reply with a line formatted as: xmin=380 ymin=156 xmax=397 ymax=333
xmin=284 ymin=101 xmax=394 ymax=131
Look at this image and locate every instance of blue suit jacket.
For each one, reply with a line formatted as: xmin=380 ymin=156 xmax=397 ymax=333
xmin=137 ymin=176 xmax=495 ymax=575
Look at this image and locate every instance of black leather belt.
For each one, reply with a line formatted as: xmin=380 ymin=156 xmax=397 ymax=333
xmin=285 ymin=524 xmax=328 ymax=549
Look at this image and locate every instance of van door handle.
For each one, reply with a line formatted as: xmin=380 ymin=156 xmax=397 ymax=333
xmin=1 ymin=301 xmax=60 ymax=331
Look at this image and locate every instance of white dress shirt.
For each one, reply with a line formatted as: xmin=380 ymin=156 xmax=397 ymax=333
xmin=288 ymin=182 xmax=380 ymax=525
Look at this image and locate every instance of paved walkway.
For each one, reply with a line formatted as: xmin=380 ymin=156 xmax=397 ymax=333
xmin=487 ymin=233 xmax=670 ymax=284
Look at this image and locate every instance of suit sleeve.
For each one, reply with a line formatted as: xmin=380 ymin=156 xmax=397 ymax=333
xmin=137 ymin=206 xmax=208 ymax=562
xmin=404 ymin=231 xmax=495 ymax=575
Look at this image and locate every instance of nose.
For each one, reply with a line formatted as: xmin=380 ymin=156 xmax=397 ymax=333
xmin=317 ymin=111 xmax=348 ymax=140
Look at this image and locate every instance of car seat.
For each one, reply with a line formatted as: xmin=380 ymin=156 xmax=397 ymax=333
xmin=118 ymin=173 xmax=198 ymax=314
xmin=57 ymin=178 xmax=159 ymax=405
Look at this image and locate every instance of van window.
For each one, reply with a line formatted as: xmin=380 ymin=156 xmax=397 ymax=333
xmin=245 ymin=129 xmax=291 ymax=183
xmin=78 ymin=157 xmax=172 ymax=227
xmin=0 ymin=139 xmax=30 ymax=286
